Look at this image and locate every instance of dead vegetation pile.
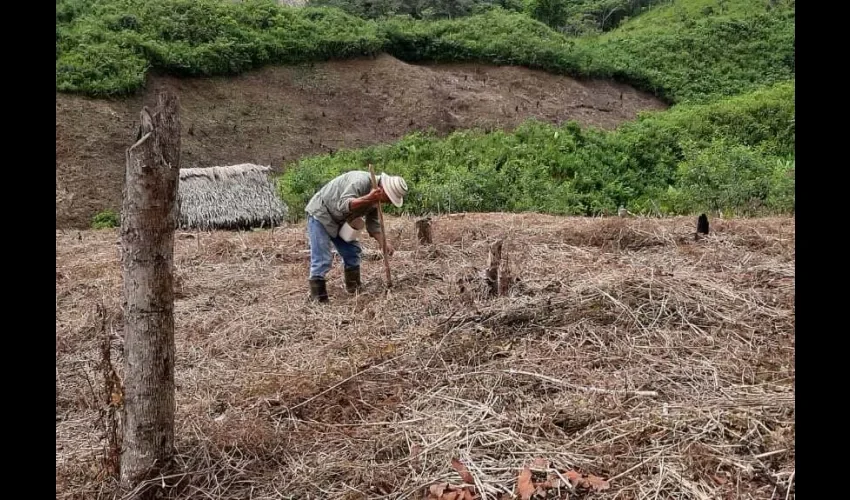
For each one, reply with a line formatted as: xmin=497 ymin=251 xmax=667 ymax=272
xmin=56 ymin=214 xmax=794 ymax=499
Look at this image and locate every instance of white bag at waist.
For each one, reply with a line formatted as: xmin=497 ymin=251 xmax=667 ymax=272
xmin=339 ymin=217 xmax=365 ymax=242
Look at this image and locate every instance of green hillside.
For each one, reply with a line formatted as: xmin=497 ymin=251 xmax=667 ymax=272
xmin=56 ymin=0 xmax=793 ymax=102
xmin=56 ymin=0 xmax=795 ymax=217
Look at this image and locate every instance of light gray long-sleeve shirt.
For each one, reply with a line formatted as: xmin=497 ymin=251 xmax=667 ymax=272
xmin=305 ymin=170 xmax=382 ymax=239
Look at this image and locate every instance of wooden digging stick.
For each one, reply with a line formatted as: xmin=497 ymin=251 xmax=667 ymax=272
xmin=368 ymin=164 xmax=392 ymax=288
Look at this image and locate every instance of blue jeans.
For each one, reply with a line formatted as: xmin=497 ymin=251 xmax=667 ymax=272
xmin=307 ymin=215 xmax=362 ymax=279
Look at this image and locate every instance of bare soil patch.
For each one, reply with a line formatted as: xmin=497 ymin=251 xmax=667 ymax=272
xmin=55 ymin=55 xmax=666 ymax=228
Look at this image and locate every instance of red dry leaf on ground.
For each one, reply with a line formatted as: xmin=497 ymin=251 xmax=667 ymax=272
xmin=585 ymin=475 xmax=610 ymax=491
xmin=565 ymin=470 xmax=582 ymax=484
xmin=585 ymin=475 xmax=611 ymax=491
xmin=452 ymin=458 xmax=475 ymax=484
xmin=516 ymin=465 xmax=536 ymax=500
xmin=564 ymin=470 xmax=610 ymax=491
xmin=426 ymin=460 xmax=478 ymax=500
xmin=429 ymin=483 xmax=448 ymax=497
xmin=427 ymin=483 xmax=477 ymax=500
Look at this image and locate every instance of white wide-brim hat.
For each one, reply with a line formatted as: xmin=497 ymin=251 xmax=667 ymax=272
xmin=380 ymin=173 xmax=408 ymax=208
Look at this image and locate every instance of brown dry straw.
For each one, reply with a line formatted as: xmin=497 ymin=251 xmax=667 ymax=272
xmin=57 ymin=214 xmax=794 ymax=500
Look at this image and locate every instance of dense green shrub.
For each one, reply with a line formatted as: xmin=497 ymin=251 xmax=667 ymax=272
xmin=278 ymin=82 xmax=794 ymax=218
xmin=56 ymin=0 xmax=794 ymax=103
xmin=91 ymin=209 xmax=120 ymax=229
xmin=56 ymin=0 xmax=384 ymax=96
xmin=661 ymin=140 xmax=795 ymax=215
xmin=524 ymin=0 xmax=669 ymax=34
xmin=307 ymin=0 xmax=521 ymax=20
xmin=577 ymin=9 xmax=795 ymax=102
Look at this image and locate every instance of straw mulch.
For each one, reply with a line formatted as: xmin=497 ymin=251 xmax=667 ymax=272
xmin=56 ymin=213 xmax=795 ymax=500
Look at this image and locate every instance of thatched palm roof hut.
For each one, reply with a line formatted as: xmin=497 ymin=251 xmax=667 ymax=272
xmin=178 ymin=164 xmax=288 ymax=231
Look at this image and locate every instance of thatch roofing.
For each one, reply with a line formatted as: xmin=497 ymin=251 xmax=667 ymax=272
xmin=177 ymin=164 xmax=288 ymax=231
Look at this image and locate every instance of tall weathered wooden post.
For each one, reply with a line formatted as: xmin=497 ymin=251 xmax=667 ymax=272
xmin=120 ymin=90 xmax=180 ymax=488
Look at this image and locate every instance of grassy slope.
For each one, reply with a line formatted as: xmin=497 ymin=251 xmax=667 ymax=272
xmin=279 ymin=0 xmax=795 ymax=216
xmin=56 ymin=0 xmax=794 ymax=103
xmin=574 ymin=1 xmax=794 ymax=102
xmin=57 ymin=0 xmax=386 ymax=95
xmin=56 ymin=0 xmax=795 ymax=218
xmin=380 ymin=0 xmax=793 ymax=103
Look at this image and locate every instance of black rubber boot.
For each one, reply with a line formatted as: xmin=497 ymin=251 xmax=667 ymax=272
xmin=344 ymin=266 xmax=362 ymax=293
xmin=309 ymin=277 xmax=329 ymax=303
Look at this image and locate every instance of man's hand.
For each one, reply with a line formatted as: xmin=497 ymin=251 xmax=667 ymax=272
xmin=350 ymin=187 xmax=385 ymax=211
xmin=363 ymin=187 xmax=385 ymax=204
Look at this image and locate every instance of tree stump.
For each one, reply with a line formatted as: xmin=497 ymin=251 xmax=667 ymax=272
xmin=498 ymin=240 xmax=511 ymax=296
xmin=120 ymin=90 xmax=180 ymax=489
xmin=697 ymin=214 xmax=709 ymax=234
xmin=486 ymin=239 xmax=503 ymax=297
xmin=415 ymin=217 xmax=433 ymax=245
xmin=696 ymin=213 xmax=709 ymax=241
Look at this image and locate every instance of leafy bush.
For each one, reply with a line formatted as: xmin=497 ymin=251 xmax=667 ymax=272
xmin=309 ymin=0 xmax=666 ymax=34
xmin=577 ymin=9 xmax=795 ymax=102
xmin=526 ymin=0 xmax=670 ymax=34
xmin=91 ymin=209 xmax=120 ymax=229
xmin=56 ymin=0 xmax=794 ymax=103
xmin=278 ymin=82 xmax=794 ymax=218
xmin=660 ymin=140 xmax=795 ymax=215
xmin=307 ymin=0 xmax=521 ymax=20
xmin=56 ymin=0 xmax=384 ymax=96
